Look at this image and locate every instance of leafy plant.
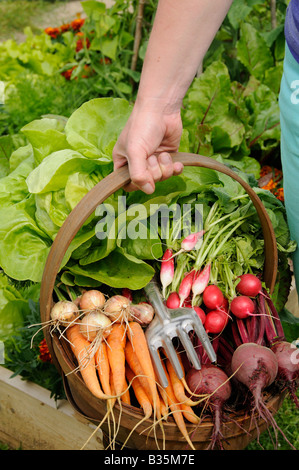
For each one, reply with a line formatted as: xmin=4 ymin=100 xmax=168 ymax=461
xmin=4 ymin=298 xmax=65 ymax=401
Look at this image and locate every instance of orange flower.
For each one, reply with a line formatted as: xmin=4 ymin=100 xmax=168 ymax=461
xmin=38 ymin=338 xmax=52 ymax=363
xmin=61 ymin=65 xmax=77 ymax=80
xmin=260 ymin=165 xmax=284 ymax=202
xmin=71 ymin=18 xmax=85 ymax=31
xmin=75 ymin=32 xmax=90 ymax=52
xmin=44 ymin=27 xmax=61 ymax=39
xmin=60 ymin=23 xmax=71 ymax=33
xmin=274 ymin=187 xmax=284 ymax=202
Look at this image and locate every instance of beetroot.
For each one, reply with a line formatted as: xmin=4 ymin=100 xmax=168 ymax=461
xmin=186 ymin=365 xmax=231 ymax=449
xmin=271 ymin=341 xmax=299 ymax=408
xmin=231 ymin=343 xmax=295 ymax=448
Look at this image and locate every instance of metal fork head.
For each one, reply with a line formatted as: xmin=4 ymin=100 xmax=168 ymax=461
xmin=144 ymin=278 xmax=216 ymax=388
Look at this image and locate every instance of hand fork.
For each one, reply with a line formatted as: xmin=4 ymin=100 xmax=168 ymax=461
xmin=144 ymin=276 xmax=217 ymax=388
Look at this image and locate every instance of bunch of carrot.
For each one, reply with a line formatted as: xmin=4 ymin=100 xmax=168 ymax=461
xmin=65 ymin=317 xmax=202 ymax=450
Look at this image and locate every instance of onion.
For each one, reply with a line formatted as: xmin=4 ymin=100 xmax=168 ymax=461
xmin=79 ymin=311 xmax=112 ymax=341
xmin=50 ymin=300 xmax=79 ymax=326
xmin=79 ymin=290 xmax=106 ymax=311
xmin=129 ymin=302 xmax=154 ymax=326
xmin=104 ymin=295 xmax=132 ymax=323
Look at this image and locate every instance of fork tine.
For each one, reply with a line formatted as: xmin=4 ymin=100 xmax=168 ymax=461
xmin=177 ymin=327 xmax=201 ymax=370
xmin=162 ymin=335 xmax=184 ymax=381
xmin=192 ymin=315 xmax=217 ymax=363
xmin=148 ymin=343 xmax=169 ymax=388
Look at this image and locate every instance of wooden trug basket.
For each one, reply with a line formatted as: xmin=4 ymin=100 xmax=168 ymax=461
xmin=39 ymin=153 xmax=283 ymax=450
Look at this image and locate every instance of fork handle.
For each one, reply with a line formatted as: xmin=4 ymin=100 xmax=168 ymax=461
xmin=144 ymin=276 xmax=171 ymax=323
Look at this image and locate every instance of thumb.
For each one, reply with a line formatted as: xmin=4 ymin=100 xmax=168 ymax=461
xmin=127 ymin=152 xmax=155 ymax=194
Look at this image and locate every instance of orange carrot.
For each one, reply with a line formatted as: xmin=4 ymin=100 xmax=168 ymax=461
xmin=121 ymin=377 xmax=131 ymax=405
xmin=125 ymin=340 xmax=153 ymax=402
xmin=95 ymin=341 xmax=111 ymax=395
xmin=66 ymin=324 xmax=111 ymax=400
xmin=180 ymin=403 xmax=200 ymax=424
xmin=125 ymin=365 xmax=152 ymax=418
xmin=161 ymin=360 xmax=195 ymax=450
xmin=127 ymin=322 xmax=161 ymax=419
xmin=107 ymin=323 xmax=126 ymax=398
xmin=166 ymin=358 xmax=195 ymax=407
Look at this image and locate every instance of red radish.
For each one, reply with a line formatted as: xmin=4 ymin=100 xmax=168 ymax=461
xmin=236 ymin=273 xmax=262 ymax=297
xmin=204 ymin=310 xmax=228 ymax=334
xmin=186 ymin=365 xmax=231 ymax=449
xmin=122 ymin=288 xmax=133 ymax=302
xmin=230 ymin=295 xmax=255 ymax=319
xmin=231 ymin=343 xmax=294 ymax=448
xmin=178 ymin=270 xmax=195 ymax=307
xmin=160 ymin=249 xmax=174 ymax=298
xmin=166 ymin=292 xmax=180 ymax=309
xmin=193 ymin=306 xmax=206 ymax=325
xmin=202 ymin=284 xmax=224 ymax=310
xmin=271 ymin=341 xmax=299 ymax=408
xmin=192 ymin=263 xmax=211 ymax=299
xmin=181 ymin=230 xmax=204 ymax=251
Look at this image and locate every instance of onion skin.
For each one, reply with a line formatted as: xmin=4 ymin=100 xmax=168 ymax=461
xmin=79 ymin=311 xmax=112 ymax=341
xmin=104 ymin=295 xmax=132 ymax=323
xmin=50 ymin=300 xmax=79 ymax=326
xmin=79 ymin=290 xmax=106 ymax=311
xmin=129 ymin=303 xmax=154 ymax=326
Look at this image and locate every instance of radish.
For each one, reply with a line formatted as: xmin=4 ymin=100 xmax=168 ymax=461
xmin=178 ymin=270 xmax=195 ymax=307
xmin=122 ymin=288 xmax=133 ymax=302
xmin=166 ymin=292 xmax=180 ymax=309
xmin=204 ymin=310 xmax=228 ymax=334
xmin=230 ymin=295 xmax=255 ymax=319
xmin=271 ymin=341 xmax=299 ymax=408
xmin=231 ymin=343 xmax=295 ymax=448
xmin=236 ymin=273 xmax=263 ymax=297
xmin=180 ymin=230 xmax=205 ymax=251
xmin=186 ymin=365 xmax=232 ymax=449
xmin=160 ymin=248 xmax=174 ymax=298
xmin=192 ymin=263 xmax=211 ymax=301
xmin=192 ymin=306 xmax=206 ymax=325
xmin=202 ymin=284 xmax=224 ymax=310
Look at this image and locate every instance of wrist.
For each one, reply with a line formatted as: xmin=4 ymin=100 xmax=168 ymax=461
xmin=134 ymin=93 xmax=183 ymax=117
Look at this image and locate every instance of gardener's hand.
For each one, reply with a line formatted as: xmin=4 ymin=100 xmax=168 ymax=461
xmin=112 ymin=102 xmax=184 ymax=194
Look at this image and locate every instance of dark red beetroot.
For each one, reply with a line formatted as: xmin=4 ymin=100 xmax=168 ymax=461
xmin=271 ymin=341 xmax=299 ymax=408
xmin=231 ymin=343 xmax=295 ymax=448
xmin=186 ymin=365 xmax=231 ymax=449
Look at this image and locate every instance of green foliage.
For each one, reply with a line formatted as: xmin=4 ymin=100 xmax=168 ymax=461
xmin=4 ymin=299 xmax=65 ymax=401
xmin=181 ymin=0 xmax=288 ymax=166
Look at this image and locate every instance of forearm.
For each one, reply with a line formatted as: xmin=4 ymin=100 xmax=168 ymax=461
xmin=137 ymin=0 xmax=233 ymax=113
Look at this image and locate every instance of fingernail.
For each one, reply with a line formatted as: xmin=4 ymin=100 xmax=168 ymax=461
xmin=141 ymin=183 xmax=154 ymax=194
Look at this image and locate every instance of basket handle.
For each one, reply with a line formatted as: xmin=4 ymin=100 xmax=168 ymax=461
xmin=40 ymin=151 xmax=277 ymax=330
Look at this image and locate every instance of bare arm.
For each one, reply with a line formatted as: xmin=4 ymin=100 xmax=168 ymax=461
xmin=113 ymin=0 xmax=233 ymax=193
